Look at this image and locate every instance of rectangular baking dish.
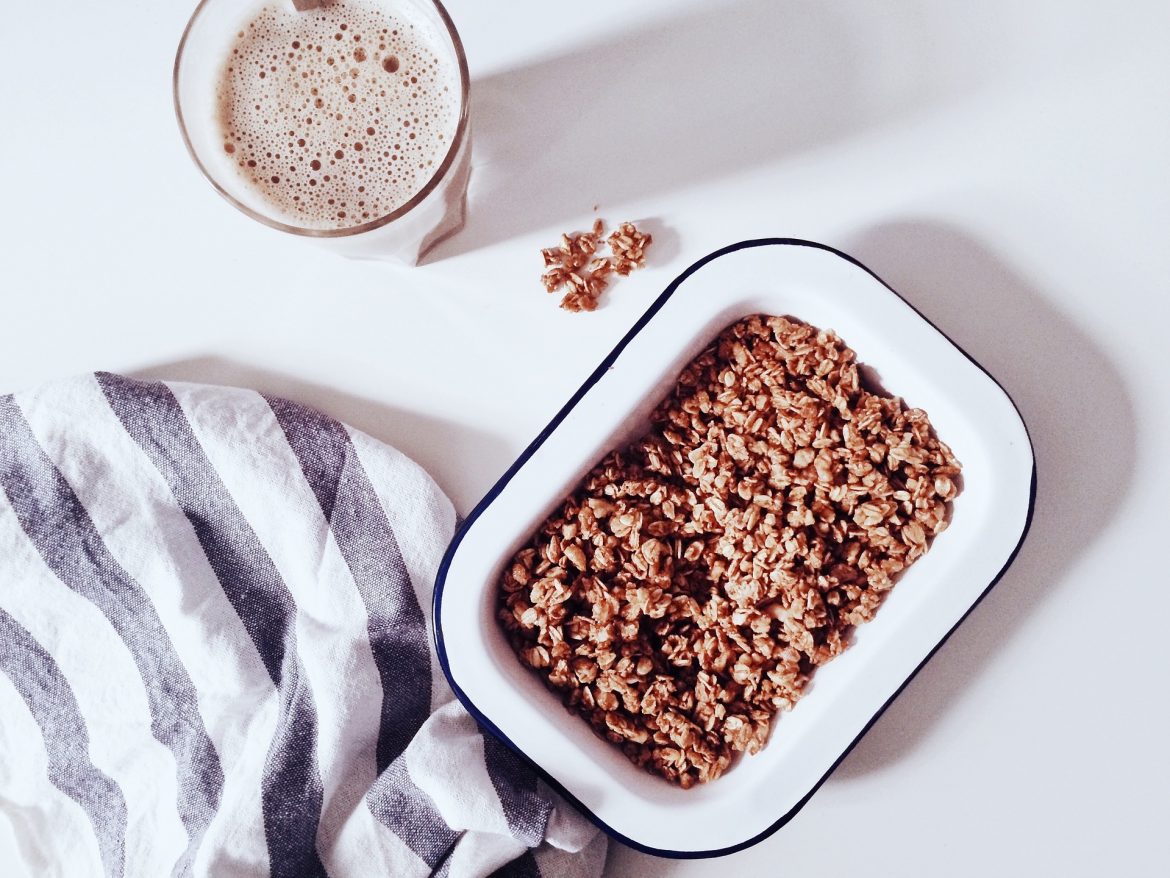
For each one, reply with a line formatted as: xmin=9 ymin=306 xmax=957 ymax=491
xmin=433 ymin=239 xmax=1035 ymax=857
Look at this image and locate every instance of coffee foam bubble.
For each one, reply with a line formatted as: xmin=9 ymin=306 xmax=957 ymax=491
xmin=216 ymin=0 xmax=460 ymax=230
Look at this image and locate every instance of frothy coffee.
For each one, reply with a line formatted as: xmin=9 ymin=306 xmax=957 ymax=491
xmin=216 ymin=0 xmax=460 ymax=230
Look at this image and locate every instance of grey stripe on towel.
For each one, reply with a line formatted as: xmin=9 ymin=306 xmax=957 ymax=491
xmin=268 ymin=397 xmax=432 ymax=770
xmin=366 ymin=755 xmax=460 ymax=869
xmin=482 ymin=733 xmax=552 ymax=848
xmin=94 ymin=373 xmax=328 ymax=878
xmin=0 ymin=607 xmax=127 ymax=878
xmin=0 ymin=394 xmax=222 ymax=877
xmin=490 ymin=850 xmax=543 ymax=878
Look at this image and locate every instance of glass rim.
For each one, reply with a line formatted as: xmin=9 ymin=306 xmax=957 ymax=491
xmin=173 ymin=0 xmax=470 ymax=239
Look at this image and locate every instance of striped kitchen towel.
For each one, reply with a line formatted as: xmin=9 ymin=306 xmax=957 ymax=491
xmin=0 ymin=373 xmax=607 ymax=878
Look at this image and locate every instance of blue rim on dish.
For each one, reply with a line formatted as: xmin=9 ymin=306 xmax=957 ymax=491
xmin=432 ymin=238 xmax=1038 ymax=859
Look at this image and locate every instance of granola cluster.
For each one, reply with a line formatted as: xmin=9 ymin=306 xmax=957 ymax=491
xmin=541 ymin=220 xmax=653 ymax=312
xmin=498 ymin=315 xmax=962 ymax=787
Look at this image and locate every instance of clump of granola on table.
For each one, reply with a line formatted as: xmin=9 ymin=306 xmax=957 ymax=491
xmin=541 ymin=219 xmax=653 ymax=312
xmin=497 ymin=315 xmax=962 ymax=787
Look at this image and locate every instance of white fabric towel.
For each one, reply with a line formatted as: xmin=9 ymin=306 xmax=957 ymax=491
xmin=0 ymin=373 xmax=606 ymax=878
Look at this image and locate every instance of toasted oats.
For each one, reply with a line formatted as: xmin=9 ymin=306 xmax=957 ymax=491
xmin=498 ymin=315 xmax=961 ymax=786
xmin=540 ymin=219 xmax=652 ymax=312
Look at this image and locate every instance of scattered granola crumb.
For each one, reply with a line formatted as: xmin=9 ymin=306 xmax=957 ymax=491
xmin=498 ymin=315 xmax=962 ymax=787
xmin=540 ymin=219 xmax=653 ymax=312
xmin=608 ymin=222 xmax=652 ymax=276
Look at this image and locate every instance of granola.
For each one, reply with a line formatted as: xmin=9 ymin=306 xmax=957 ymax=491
xmin=541 ymin=219 xmax=652 ymax=312
xmin=497 ymin=315 xmax=962 ymax=787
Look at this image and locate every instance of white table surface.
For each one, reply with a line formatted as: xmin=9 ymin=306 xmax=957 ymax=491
xmin=3 ymin=1 xmax=1168 ymax=875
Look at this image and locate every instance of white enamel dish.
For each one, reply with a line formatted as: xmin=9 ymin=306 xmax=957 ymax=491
xmin=434 ymin=239 xmax=1036 ymax=857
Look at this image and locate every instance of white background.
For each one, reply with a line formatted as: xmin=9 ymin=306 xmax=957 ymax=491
xmin=2 ymin=1 xmax=1168 ymax=875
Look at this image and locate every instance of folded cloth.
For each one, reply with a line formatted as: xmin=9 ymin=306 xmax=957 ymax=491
xmin=0 ymin=373 xmax=606 ymax=878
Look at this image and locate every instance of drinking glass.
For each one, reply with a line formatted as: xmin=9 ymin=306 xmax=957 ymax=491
xmin=174 ymin=0 xmax=471 ymax=262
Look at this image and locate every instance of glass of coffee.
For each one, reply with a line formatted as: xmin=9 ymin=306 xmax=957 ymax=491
xmin=175 ymin=0 xmax=470 ymax=262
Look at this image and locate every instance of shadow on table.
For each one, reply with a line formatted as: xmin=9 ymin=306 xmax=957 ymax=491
xmin=129 ymin=356 xmax=517 ymax=516
xmin=829 ymin=221 xmax=1137 ymax=779
xmin=431 ymin=0 xmax=986 ymax=261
